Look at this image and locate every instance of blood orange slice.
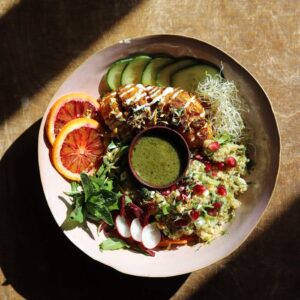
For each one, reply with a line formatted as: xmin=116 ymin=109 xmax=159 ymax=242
xmin=51 ymin=118 xmax=105 ymax=181
xmin=46 ymin=93 xmax=100 ymax=145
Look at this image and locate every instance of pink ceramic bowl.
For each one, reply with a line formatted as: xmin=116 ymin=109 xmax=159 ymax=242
xmin=38 ymin=35 xmax=280 ymax=277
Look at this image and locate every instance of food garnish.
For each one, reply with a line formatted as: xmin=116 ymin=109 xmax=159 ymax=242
xmin=45 ymin=93 xmax=100 ymax=145
xmin=51 ymin=118 xmax=105 ymax=181
xmin=196 ymin=75 xmax=247 ymax=142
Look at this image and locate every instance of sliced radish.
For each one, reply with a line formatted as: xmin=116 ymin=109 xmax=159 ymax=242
xmin=115 ymin=215 xmax=131 ymax=238
xmin=130 ymin=218 xmax=143 ymax=242
xmin=142 ymin=223 xmax=161 ymax=249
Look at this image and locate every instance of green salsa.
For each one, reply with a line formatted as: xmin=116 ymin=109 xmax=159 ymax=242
xmin=131 ymin=135 xmax=182 ymax=186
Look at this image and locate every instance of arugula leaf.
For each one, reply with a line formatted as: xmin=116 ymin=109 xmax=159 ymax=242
xmin=99 ymin=237 xmax=130 ymax=250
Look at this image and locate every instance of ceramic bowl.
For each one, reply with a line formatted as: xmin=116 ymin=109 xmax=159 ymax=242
xmin=38 ymin=35 xmax=280 ymax=277
xmin=128 ymin=126 xmax=190 ymax=189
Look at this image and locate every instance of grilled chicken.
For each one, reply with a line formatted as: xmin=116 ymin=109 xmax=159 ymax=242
xmin=99 ymin=84 xmax=212 ymax=147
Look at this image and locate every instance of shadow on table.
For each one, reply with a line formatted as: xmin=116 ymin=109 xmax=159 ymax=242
xmin=0 ymin=120 xmax=188 ymax=300
xmin=188 ymin=201 xmax=300 ymax=299
xmin=0 ymin=0 xmax=141 ymax=126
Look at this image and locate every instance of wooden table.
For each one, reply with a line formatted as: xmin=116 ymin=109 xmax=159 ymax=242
xmin=0 ymin=1 xmax=299 ymax=299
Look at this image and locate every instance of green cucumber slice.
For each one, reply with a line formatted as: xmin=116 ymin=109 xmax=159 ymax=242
xmin=98 ymin=73 xmax=111 ymax=96
xmin=141 ymin=57 xmax=174 ymax=85
xmin=121 ymin=55 xmax=152 ymax=85
xmin=106 ymin=58 xmax=132 ymax=90
xmin=171 ymin=64 xmax=220 ymax=92
xmin=156 ymin=59 xmax=197 ymax=87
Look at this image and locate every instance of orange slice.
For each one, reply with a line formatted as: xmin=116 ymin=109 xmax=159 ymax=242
xmin=51 ymin=118 xmax=105 ymax=181
xmin=46 ymin=93 xmax=100 ymax=145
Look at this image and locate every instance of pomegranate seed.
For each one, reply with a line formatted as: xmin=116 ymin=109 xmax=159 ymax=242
xmin=178 ymin=193 xmax=188 ymax=202
xmin=193 ymin=184 xmax=206 ymax=195
xmin=178 ymin=185 xmax=185 ymax=192
xmin=212 ymin=171 xmax=218 ymax=177
xmin=213 ymin=201 xmax=222 ymax=209
xmin=170 ymin=184 xmax=177 ymax=192
xmin=174 ymin=219 xmax=189 ymax=227
xmin=194 ymin=154 xmax=203 ymax=161
xmin=205 ymin=163 xmax=212 ymax=172
xmin=216 ymin=162 xmax=225 ymax=170
xmin=190 ymin=209 xmax=200 ymax=220
xmin=217 ymin=185 xmax=227 ymax=196
xmin=161 ymin=189 xmax=171 ymax=196
xmin=208 ymin=208 xmax=218 ymax=216
xmin=225 ymin=156 xmax=237 ymax=168
xmin=208 ymin=141 xmax=220 ymax=152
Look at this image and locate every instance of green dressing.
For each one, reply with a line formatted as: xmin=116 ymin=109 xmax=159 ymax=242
xmin=131 ymin=135 xmax=182 ymax=186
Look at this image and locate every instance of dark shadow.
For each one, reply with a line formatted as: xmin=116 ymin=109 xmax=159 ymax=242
xmin=189 ymin=198 xmax=300 ymax=300
xmin=0 ymin=0 xmax=141 ymax=125
xmin=0 ymin=120 xmax=188 ymax=300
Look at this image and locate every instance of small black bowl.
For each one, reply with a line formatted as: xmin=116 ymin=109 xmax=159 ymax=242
xmin=128 ymin=126 xmax=190 ymax=190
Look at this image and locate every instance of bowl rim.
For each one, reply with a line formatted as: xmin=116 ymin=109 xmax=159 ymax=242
xmin=38 ymin=34 xmax=281 ymax=277
xmin=128 ymin=125 xmax=190 ymax=189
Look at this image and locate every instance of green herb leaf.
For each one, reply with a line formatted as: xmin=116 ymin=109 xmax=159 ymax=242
xmin=125 ymin=195 xmax=133 ymax=205
xmin=80 ymin=173 xmax=95 ymax=201
xmin=86 ymin=203 xmax=113 ymax=225
xmin=139 ymin=188 xmax=151 ymax=199
xmin=215 ymin=133 xmax=232 ymax=145
xmin=107 ymin=140 xmax=118 ymax=151
xmin=161 ymin=204 xmax=170 ymax=215
xmin=69 ymin=206 xmax=86 ymax=223
xmin=99 ymin=237 xmax=130 ymax=250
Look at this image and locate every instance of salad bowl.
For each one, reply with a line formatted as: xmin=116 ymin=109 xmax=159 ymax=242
xmin=38 ymin=35 xmax=280 ymax=277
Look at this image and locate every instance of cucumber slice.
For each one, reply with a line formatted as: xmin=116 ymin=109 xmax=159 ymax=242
xmin=156 ymin=59 xmax=197 ymax=87
xmin=171 ymin=64 xmax=220 ymax=92
xmin=141 ymin=57 xmax=174 ymax=85
xmin=98 ymin=73 xmax=111 ymax=96
xmin=106 ymin=58 xmax=132 ymax=90
xmin=121 ymin=55 xmax=152 ymax=85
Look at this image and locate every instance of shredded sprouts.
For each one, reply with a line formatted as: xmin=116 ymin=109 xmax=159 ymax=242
xmin=196 ymin=75 xmax=248 ymax=142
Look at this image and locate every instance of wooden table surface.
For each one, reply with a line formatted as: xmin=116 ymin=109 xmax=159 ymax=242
xmin=0 ymin=1 xmax=299 ymax=299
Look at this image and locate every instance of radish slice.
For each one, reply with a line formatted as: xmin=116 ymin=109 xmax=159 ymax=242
xmin=142 ymin=223 xmax=161 ymax=249
xmin=115 ymin=215 xmax=131 ymax=238
xmin=130 ymin=218 xmax=143 ymax=242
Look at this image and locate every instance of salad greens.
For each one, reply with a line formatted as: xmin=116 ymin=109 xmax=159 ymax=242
xmin=64 ymin=141 xmax=128 ymax=226
xmin=99 ymin=237 xmax=130 ymax=250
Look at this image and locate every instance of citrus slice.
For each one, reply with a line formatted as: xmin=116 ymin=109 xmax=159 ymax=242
xmin=46 ymin=93 xmax=100 ymax=145
xmin=51 ymin=118 xmax=105 ymax=181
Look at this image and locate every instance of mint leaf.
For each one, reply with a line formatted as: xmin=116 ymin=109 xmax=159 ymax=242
xmin=86 ymin=203 xmax=113 ymax=225
xmin=107 ymin=140 xmax=118 ymax=151
xmin=100 ymin=190 xmax=119 ymax=207
xmin=69 ymin=206 xmax=86 ymax=223
xmin=97 ymin=205 xmax=114 ymax=225
xmin=80 ymin=173 xmax=95 ymax=201
xmin=99 ymin=237 xmax=130 ymax=250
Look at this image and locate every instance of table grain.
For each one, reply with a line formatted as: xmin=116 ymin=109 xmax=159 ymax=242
xmin=0 ymin=0 xmax=299 ymax=299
